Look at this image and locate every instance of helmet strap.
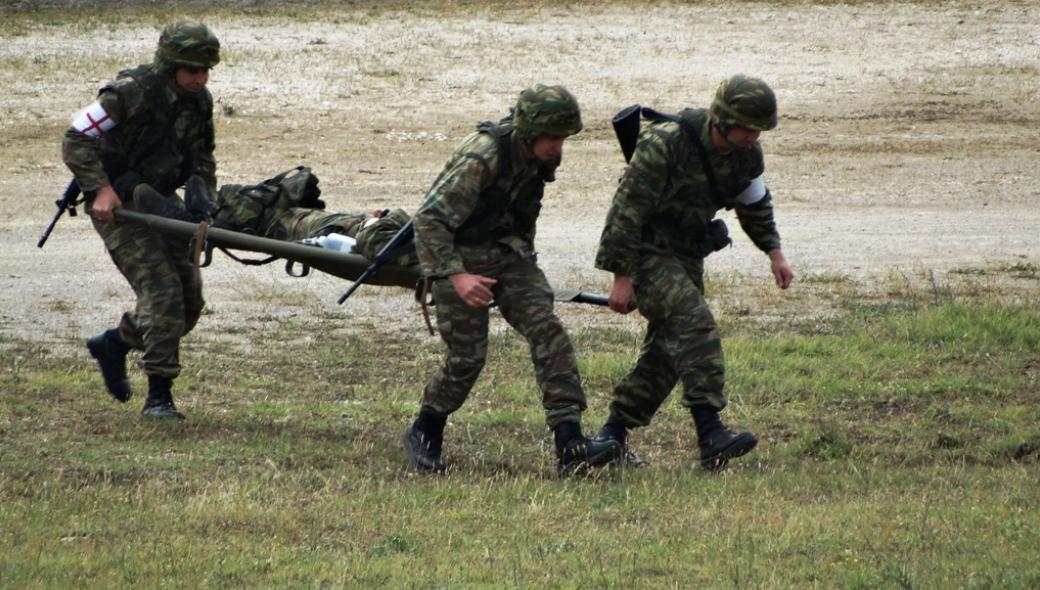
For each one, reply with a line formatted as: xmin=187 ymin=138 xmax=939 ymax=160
xmin=710 ymin=122 xmax=738 ymax=151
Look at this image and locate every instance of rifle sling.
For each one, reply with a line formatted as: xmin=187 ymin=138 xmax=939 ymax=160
xmin=454 ymin=123 xmax=517 ymax=246
xmin=639 ymin=107 xmax=722 ymax=202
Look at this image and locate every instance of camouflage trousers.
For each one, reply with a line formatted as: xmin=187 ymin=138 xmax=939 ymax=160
xmin=421 ymin=247 xmax=587 ymax=427
xmin=265 ymin=208 xmax=367 ymax=242
xmin=268 ymin=208 xmax=418 ymax=266
xmin=90 ymin=185 xmax=204 ymax=379
xmin=609 ymin=254 xmax=726 ymax=428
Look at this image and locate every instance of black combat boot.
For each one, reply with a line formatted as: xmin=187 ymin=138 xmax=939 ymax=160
xmin=184 ymin=175 xmax=215 ymax=220
xmin=554 ymin=420 xmax=623 ymax=475
xmin=403 ymin=410 xmax=447 ymax=473
xmin=141 ymin=375 xmax=185 ymax=420
xmin=133 ymin=185 xmax=193 ymax=221
xmin=692 ymin=405 xmax=757 ymax=471
xmin=134 ymin=183 xmax=210 ymax=224
xmin=594 ymin=416 xmax=649 ymax=467
xmin=86 ymin=329 xmax=132 ymax=402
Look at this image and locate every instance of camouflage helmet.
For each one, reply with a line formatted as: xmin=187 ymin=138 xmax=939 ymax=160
xmin=709 ymin=74 xmax=777 ymax=131
xmin=154 ymin=20 xmax=220 ymax=71
xmin=513 ymin=84 xmax=583 ymax=137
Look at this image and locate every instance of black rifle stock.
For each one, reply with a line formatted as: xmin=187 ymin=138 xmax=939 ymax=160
xmin=337 ymin=219 xmax=416 ymax=304
xmin=37 ymin=179 xmax=81 ymax=248
xmin=611 ymin=104 xmax=642 ymax=164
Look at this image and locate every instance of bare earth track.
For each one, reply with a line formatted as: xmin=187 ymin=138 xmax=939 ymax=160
xmin=1 ymin=1 xmax=1038 ymax=350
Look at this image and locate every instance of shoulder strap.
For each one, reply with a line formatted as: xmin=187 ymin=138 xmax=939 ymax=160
xmin=480 ymin=121 xmax=513 ymax=179
xmin=112 ymin=65 xmax=164 ymax=103
xmin=640 ymin=107 xmax=721 ymax=202
xmin=102 ymin=65 xmax=180 ymax=191
xmin=454 ymin=122 xmax=516 ymax=242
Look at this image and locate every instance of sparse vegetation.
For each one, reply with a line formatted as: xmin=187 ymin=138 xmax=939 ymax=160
xmin=2 ymin=275 xmax=1038 ymax=588
xmin=3 ymin=1 xmax=1038 ymax=587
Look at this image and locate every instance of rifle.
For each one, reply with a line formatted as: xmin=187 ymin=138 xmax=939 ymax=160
xmin=611 ymin=104 xmax=642 ymax=164
xmin=37 ymin=179 xmax=82 ymax=248
xmin=337 ymin=218 xmax=415 ymax=304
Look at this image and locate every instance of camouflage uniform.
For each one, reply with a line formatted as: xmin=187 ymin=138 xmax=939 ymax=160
xmin=405 ymin=85 xmax=622 ymax=473
xmin=64 ymin=21 xmax=220 ymax=416
xmin=596 ymin=76 xmax=782 ymax=467
xmin=415 ymin=113 xmax=585 ymax=427
xmin=266 ymin=207 xmax=417 ymax=265
xmin=267 ymin=209 xmax=368 ymax=242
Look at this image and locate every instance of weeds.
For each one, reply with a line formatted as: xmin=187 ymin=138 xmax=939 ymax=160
xmin=2 ymin=278 xmax=1039 ymax=587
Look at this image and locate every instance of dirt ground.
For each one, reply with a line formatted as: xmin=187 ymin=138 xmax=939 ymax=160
xmin=1 ymin=1 xmax=1038 ymax=349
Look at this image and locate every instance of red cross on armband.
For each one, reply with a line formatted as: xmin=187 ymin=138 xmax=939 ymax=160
xmin=71 ymin=101 xmax=116 ymax=138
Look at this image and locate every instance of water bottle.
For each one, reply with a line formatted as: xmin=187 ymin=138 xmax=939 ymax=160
xmin=312 ymin=233 xmax=356 ymax=253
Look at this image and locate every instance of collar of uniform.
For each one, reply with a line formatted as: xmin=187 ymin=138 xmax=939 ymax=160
xmin=166 ymin=75 xmax=200 ymax=103
xmin=677 ymin=108 xmax=724 ymax=156
xmin=510 ymin=131 xmax=537 ymax=175
xmin=697 ymin=114 xmax=736 ymax=156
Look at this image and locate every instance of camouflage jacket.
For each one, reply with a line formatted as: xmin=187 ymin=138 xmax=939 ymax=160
xmin=62 ymin=63 xmax=217 ymax=198
xmin=414 ymin=124 xmax=549 ymax=278
xmin=595 ymin=108 xmax=781 ymax=277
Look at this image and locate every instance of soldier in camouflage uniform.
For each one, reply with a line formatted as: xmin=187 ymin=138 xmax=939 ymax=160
xmin=594 ymin=75 xmax=795 ymax=470
xmin=268 ymin=207 xmax=418 ymax=265
xmin=403 ymin=85 xmax=622 ymax=474
xmin=63 ymin=21 xmax=222 ymax=419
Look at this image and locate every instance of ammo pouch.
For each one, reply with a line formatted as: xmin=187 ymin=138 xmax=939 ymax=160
xmin=642 ymin=218 xmax=730 ymax=259
xmin=699 ymin=218 xmax=732 ymax=258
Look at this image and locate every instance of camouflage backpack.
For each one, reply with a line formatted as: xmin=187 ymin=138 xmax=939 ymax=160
xmin=213 ymin=166 xmax=324 ymax=236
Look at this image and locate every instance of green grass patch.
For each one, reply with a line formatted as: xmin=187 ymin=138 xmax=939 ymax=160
xmin=2 ymin=299 xmax=1038 ymax=587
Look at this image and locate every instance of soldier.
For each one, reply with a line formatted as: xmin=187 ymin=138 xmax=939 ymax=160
xmin=593 ymin=75 xmax=795 ymax=469
xmin=63 ymin=21 xmax=221 ymax=419
xmin=403 ymin=84 xmax=622 ymax=474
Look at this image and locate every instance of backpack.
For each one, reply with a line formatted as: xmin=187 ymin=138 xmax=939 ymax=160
xmin=213 ymin=166 xmax=324 ymax=236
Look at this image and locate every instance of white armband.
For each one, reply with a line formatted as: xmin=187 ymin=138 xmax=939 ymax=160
xmin=71 ymin=101 xmax=116 ymax=138
xmin=736 ymin=174 xmax=767 ymax=205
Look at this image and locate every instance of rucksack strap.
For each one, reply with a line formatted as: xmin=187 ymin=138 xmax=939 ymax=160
xmin=639 ymin=107 xmax=722 ymax=203
xmin=454 ymin=122 xmax=518 ymax=245
xmin=212 ymin=244 xmax=279 ymax=266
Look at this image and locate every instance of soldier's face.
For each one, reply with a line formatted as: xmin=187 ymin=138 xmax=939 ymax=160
xmin=724 ymin=126 xmax=761 ymax=149
xmin=175 ymin=66 xmax=210 ymax=93
xmin=532 ymin=135 xmax=566 ymax=161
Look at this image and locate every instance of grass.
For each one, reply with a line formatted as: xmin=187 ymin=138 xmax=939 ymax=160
xmin=2 ymin=276 xmax=1039 ymax=588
